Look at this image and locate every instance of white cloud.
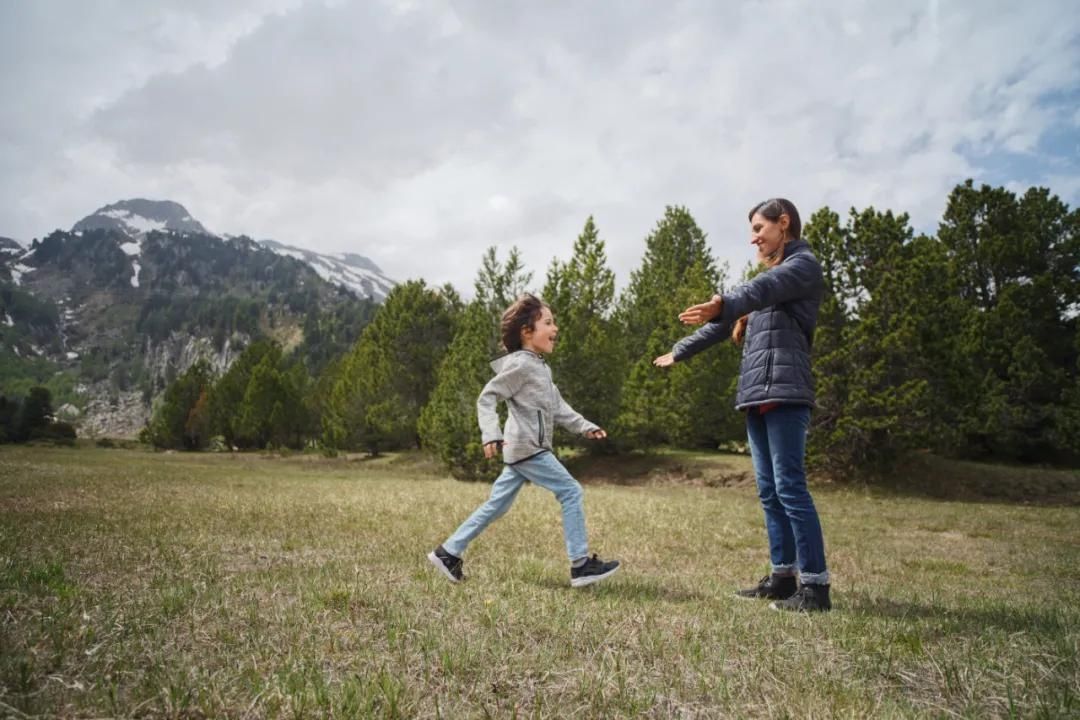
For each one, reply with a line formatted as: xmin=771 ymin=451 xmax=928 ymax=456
xmin=1 ymin=0 xmax=1077 ymax=294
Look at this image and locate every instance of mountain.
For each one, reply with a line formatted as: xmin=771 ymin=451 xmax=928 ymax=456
xmin=259 ymin=239 xmax=395 ymax=302
xmin=71 ymin=200 xmax=395 ymax=302
xmin=73 ymin=199 xmax=210 ymax=237
xmin=0 ymin=201 xmax=388 ymax=437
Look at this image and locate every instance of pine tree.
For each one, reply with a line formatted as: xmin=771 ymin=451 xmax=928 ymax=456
xmin=614 ymin=206 xmax=741 ymax=449
xmin=417 ymin=301 xmax=503 ymax=479
xmin=208 ymin=339 xmax=281 ymax=448
xmin=542 ymin=217 xmax=622 ymax=445
xmin=17 ymin=386 xmax=54 ymax=441
xmin=939 ymin=181 xmax=1080 ymax=461
xmin=0 ymin=396 xmax=19 ymax=443
xmin=323 ymin=280 xmax=457 ymax=454
xmin=144 ymin=361 xmax=214 ymax=450
xmin=475 ymin=247 xmax=533 ymax=316
xmin=806 ymin=207 xmax=971 ymax=476
xmin=236 ymin=356 xmax=288 ymax=449
xmin=418 ymin=247 xmax=533 ymax=478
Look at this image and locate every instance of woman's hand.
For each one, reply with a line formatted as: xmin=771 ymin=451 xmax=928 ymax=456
xmin=585 ymin=428 xmax=607 ymax=440
xmin=653 ymin=352 xmax=676 ymax=368
xmin=678 ymin=295 xmax=723 ymax=325
xmin=483 ymin=441 xmax=502 ymax=459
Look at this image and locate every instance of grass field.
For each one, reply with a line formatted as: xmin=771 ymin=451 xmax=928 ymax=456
xmin=1 ymin=445 xmax=1078 ymax=718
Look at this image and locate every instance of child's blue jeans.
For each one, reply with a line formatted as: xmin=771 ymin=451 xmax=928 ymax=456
xmin=443 ymin=451 xmax=589 ymax=562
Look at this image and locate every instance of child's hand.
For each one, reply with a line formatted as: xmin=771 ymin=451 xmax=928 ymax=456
xmin=678 ymin=295 xmax=723 ymax=325
xmin=483 ymin=441 xmax=502 ymax=459
xmin=653 ymin=352 xmax=676 ymax=368
xmin=585 ymin=428 xmax=607 ymax=440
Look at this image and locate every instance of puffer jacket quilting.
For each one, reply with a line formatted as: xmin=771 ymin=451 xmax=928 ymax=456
xmin=671 ymin=238 xmax=824 ymax=409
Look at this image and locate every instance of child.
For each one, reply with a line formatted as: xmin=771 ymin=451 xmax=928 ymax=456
xmin=428 ymin=293 xmax=620 ymax=588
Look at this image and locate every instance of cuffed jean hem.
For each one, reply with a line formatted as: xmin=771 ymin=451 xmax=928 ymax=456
xmin=799 ymin=570 xmax=830 ymax=585
xmin=771 ymin=564 xmax=797 ymax=576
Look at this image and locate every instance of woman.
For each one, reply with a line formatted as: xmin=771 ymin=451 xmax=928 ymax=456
xmin=654 ymin=198 xmax=831 ymax=612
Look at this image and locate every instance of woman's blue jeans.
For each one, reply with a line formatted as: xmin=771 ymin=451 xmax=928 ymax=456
xmin=745 ymin=404 xmax=829 ymax=585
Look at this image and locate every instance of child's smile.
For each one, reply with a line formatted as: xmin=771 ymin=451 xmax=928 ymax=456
xmin=523 ymin=306 xmax=559 ymax=355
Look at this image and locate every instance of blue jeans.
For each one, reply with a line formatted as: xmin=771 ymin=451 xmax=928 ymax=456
xmin=746 ymin=404 xmax=829 ymax=585
xmin=443 ymin=452 xmax=589 ymax=562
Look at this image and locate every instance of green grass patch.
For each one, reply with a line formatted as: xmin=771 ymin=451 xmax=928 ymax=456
xmin=0 ymin=445 xmax=1077 ymax=717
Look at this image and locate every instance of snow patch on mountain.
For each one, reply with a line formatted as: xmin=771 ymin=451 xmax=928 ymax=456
xmin=10 ymin=263 xmax=31 ymax=285
xmin=259 ymin=239 xmax=395 ymax=301
xmin=103 ymin=208 xmax=167 ymax=235
xmin=73 ymin=199 xmax=210 ymax=238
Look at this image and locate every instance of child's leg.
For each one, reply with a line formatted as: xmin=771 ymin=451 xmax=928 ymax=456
xmin=515 ymin=453 xmax=588 ymax=562
xmin=442 ymin=464 xmax=526 ymax=557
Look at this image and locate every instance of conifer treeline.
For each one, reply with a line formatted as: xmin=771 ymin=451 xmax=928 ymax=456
xmin=146 ymin=181 xmax=1080 ymax=478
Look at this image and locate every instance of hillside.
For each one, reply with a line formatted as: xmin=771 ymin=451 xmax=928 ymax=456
xmin=0 ymin=200 xmax=390 ymax=436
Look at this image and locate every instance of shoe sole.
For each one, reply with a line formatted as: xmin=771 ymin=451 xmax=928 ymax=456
xmin=769 ymin=601 xmax=831 ymax=612
xmin=570 ymin=564 xmax=619 ymax=588
xmin=426 ymin=552 xmax=460 ymax=584
xmin=734 ymin=592 xmax=772 ymax=601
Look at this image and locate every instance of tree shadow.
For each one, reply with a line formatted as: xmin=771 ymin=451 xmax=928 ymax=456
xmin=846 ymin=592 xmax=1075 ymax=636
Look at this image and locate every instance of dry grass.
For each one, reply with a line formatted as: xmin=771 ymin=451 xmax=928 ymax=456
xmin=1 ymin=445 xmax=1077 ymax=718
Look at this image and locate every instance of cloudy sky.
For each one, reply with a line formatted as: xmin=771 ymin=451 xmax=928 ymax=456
xmin=2 ymin=0 xmax=1078 ymax=292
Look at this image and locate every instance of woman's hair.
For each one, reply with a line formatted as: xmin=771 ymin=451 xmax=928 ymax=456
xmin=748 ymin=198 xmax=801 ymax=240
xmin=500 ymin=293 xmax=547 ymax=352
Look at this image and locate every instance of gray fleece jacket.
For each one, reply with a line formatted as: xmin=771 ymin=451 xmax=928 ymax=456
xmin=477 ymin=350 xmax=600 ymax=464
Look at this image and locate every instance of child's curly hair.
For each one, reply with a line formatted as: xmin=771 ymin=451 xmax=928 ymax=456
xmin=500 ymin=293 xmax=547 ymax=352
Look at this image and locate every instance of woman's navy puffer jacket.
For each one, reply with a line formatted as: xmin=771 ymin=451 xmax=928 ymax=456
xmin=671 ymin=238 xmax=825 ymax=409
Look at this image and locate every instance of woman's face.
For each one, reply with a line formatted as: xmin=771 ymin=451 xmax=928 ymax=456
xmin=750 ymin=211 xmax=790 ymax=262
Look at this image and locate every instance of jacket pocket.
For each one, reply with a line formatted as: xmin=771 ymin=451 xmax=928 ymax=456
xmin=764 ymin=351 xmax=774 ymax=391
xmin=537 ymin=410 xmax=545 ymax=445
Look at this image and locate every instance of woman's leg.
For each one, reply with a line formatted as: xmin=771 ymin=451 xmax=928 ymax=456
xmin=764 ymin=405 xmax=828 ymax=585
xmin=747 ymin=410 xmax=797 ymax=575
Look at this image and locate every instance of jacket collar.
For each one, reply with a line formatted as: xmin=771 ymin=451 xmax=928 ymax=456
xmin=784 ymin=238 xmax=811 ymax=258
xmin=489 ymin=349 xmax=545 ymax=373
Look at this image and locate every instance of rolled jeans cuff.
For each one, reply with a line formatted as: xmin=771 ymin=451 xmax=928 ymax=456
xmin=771 ymin=564 xmax=796 ymax=576
xmin=799 ymin=569 xmax=830 ymax=585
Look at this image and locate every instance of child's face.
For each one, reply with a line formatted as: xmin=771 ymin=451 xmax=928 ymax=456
xmin=521 ymin=306 xmax=558 ymax=355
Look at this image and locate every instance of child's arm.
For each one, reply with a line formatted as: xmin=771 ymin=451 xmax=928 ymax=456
xmin=552 ymin=384 xmax=603 ymax=437
xmin=476 ymin=360 xmax=527 ymax=446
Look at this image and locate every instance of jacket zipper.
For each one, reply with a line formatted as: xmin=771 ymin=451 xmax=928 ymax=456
xmin=764 ymin=351 xmax=774 ymax=392
xmin=537 ymin=410 xmax=545 ymax=446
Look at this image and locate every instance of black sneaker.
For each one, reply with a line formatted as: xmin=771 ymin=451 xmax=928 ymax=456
xmin=570 ymin=554 xmax=620 ymax=588
xmin=427 ymin=545 xmax=463 ymax=584
xmin=771 ymin=583 xmax=831 ymax=612
xmin=735 ymin=574 xmax=798 ymax=600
